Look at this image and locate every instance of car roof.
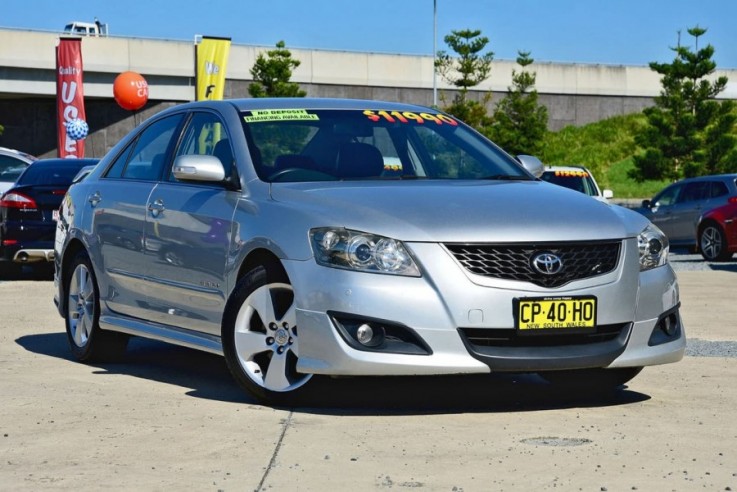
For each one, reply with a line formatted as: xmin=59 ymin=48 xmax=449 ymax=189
xmin=174 ymin=97 xmax=440 ymax=114
xmin=543 ymin=165 xmax=590 ymax=173
xmin=0 ymin=146 xmax=37 ymax=163
xmin=678 ymin=173 xmax=737 ymax=182
xmin=27 ymin=158 xmax=99 ymax=168
xmin=543 ymin=165 xmax=591 ymax=175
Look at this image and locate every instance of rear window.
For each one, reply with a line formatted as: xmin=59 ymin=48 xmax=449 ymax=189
xmin=17 ymin=162 xmax=89 ymax=186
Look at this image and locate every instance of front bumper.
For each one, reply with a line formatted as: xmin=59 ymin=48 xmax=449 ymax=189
xmin=286 ymin=239 xmax=685 ymax=376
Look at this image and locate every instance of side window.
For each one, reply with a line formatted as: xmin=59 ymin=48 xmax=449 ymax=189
xmin=679 ymin=182 xmax=710 ymax=203
xmin=172 ymin=112 xmax=232 ymax=181
xmin=0 ymin=155 xmax=28 ymax=183
xmin=111 ymin=114 xmax=183 ymax=181
xmin=710 ymin=181 xmax=728 ymax=198
xmin=104 ymin=143 xmax=134 ymax=179
xmin=654 ymin=185 xmax=681 ymax=207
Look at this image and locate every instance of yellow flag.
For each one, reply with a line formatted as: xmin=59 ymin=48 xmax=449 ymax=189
xmin=195 ymin=36 xmax=231 ymax=101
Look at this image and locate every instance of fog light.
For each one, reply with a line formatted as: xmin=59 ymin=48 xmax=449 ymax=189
xmin=661 ymin=314 xmax=677 ymax=336
xmin=355 ymin=323 xmax=385 ymax=347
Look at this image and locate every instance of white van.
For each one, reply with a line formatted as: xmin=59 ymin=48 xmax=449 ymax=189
xmin=63 ymin=20 xmax=108 ymax=37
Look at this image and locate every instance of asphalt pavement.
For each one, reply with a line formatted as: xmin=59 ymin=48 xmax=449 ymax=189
xmin=0 ymin=250 xmax=736 ymax=491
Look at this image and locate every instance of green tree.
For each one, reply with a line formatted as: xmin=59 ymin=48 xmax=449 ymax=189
xmin=434 ymin=29 xmax=494 ymax=129
xmin=484 ymin=51 xmax=548 ymax=155
xmin=249 ymin=40 xmax=306 ymax=98
xmin=630 ymin=26 xmax=737 ymax=181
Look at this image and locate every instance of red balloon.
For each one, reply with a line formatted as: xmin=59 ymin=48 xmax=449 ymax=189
xmin=113 ymin=71 xmax=149 ymax=111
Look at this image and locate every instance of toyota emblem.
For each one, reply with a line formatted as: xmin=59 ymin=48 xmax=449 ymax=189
xmin=531 ymin=252 xmax=563 ymax=275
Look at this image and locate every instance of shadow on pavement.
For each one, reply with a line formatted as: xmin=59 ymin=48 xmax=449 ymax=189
xmin=17 ymin=333 xmax=650 ymax=415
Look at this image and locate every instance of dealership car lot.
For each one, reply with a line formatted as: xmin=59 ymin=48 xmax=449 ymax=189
xmin=1 ymin=262 xmax=735 ymax=491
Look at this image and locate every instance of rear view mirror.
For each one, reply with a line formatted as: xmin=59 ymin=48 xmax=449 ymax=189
xmin=172 ymin=154 xmax=226 ymax=182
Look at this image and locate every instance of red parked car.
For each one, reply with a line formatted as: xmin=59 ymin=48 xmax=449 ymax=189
xmin=697 ymin=196 xmax=737 ymax=261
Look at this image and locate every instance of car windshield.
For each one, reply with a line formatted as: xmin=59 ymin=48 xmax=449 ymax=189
xmin=240 ymin=108 xmax=529 ymax=182
xmin=541 ymin=170 xmax=598 ymax=196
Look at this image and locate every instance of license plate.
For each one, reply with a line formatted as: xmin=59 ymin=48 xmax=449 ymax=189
xmin=515 ymin=296 xmax=596 ymax=332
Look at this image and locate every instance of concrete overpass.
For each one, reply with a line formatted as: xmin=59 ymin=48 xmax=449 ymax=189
xmin=2 ymin=27 xmax=736 ymax=158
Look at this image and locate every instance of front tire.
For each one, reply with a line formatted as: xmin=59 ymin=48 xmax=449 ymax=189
xmin=699 ymin=222 xmax=733 ymax=261
xmin=538 ymin=367 xmax=643 ymax=391
xmin=65 ymin=251 xmax=128 ymax=362
xmin=222 ymin=264 xmax=312 ymax=404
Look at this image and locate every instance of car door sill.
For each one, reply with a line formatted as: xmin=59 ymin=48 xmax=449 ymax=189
xmin=99 ymin=314 xmax=223 ymax=355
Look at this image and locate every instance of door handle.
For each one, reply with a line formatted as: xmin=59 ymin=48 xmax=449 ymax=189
xmin=88 ymin=191 xmax=101 ymax=207
xmin=148 ymin=199 xmax=165 ymax=218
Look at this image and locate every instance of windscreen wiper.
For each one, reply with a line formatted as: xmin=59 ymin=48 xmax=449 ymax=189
xmin=480 ymin=174 xmax=532 ymax=181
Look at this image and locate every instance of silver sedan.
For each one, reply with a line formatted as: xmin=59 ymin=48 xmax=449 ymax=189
xmin=54 ymin=98 xmax=685 ymax=404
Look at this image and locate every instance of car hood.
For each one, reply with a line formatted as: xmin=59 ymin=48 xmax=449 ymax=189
xmin=269 ymin=180 xmax=649 ymax=243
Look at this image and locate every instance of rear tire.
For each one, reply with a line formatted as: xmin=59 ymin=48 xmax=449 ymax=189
xmin=222 ymin=264 xmax=312 ymax=405
xmin=65 ymin=251 xmax=128 ymax=362
xmin=538 ymin=367 xmax=643 ymax=391
xmin=699 ymin=222 xmax=733 ymax=261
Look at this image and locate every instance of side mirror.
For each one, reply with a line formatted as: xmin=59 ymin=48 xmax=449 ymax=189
xmin=641 ymin=199 xmax=652 ymax=208
xmin=172 ymin=154 xmax=226 ymax=182
xmin=516 ymin=155 xmax=544 ymax=178
xmin=602 ymin=189 xmax=614 ymax=199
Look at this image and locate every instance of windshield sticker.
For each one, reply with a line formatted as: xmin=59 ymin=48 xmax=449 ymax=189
xmin=554 ymin=170 xmax=590 ymax=178
xmin=244 ymin=109 xmax=320 ymax=123
xmin=363 ymin=110 xmax=458 ymax=126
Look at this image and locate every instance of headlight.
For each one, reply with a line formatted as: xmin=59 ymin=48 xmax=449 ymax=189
xmin=638 ymin=223 xmax=669 ymax=271
xmin=310 ymin=228 xmax=421 ymax=276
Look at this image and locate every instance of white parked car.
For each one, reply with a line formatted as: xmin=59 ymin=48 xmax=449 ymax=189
xmin=541 ymin=165 xmax=613 ymax=202
xmin=0 ymin=147 xmax=36 ymax=194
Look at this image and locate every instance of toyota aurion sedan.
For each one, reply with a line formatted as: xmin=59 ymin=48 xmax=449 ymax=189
xmin=54 ymin=98 xmax=685 ymax=404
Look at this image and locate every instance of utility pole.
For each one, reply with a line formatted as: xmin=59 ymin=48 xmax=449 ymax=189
xmin=433 ymin=0 xmax=437 ymax=107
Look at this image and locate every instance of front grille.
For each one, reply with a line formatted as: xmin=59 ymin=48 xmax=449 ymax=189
xmin=445 ymin=241 xmax=621 ymax=288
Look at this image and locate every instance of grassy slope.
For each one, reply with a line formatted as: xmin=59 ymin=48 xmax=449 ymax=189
xmin=538 ymin=112 xmax=670 ymax=199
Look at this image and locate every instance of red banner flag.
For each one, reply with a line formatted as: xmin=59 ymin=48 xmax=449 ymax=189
xmin=56 ymin=38 xmax=86 ymax=158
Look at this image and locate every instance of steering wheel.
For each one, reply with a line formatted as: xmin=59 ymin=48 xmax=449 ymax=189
xmin=268 ymin=167 xmax=336 ymax=182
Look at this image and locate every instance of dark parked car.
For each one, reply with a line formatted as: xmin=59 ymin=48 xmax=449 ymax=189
xmin=696 ymin=197 xmax=737 ymax=261
xmin=54 ymin=98 xmax=684 ymax=405
xmin=0 ymin=158 xmax=97 ymax=277
xmin=636 ymin=174 xmax=737 ymax=249
xmin=0 ymin=146 xmax=37 ymax=195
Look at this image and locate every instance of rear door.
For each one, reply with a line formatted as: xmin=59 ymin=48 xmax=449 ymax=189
xmin=91 ymin=114 xmax=185 ymax=320
xmin=669 ymin=181 xmax=711 ymax=243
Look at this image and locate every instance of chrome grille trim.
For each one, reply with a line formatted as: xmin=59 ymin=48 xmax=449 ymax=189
xmin=445 ymin=241 xmax=622 ymax=287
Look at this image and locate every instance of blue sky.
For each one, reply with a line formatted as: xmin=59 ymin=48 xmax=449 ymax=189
xmin=3 ymin=0 xmax=737 ymax=68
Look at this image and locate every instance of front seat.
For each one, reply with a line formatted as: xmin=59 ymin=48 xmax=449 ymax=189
xmin=335 ymin=142 xmax=384 ymax=178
